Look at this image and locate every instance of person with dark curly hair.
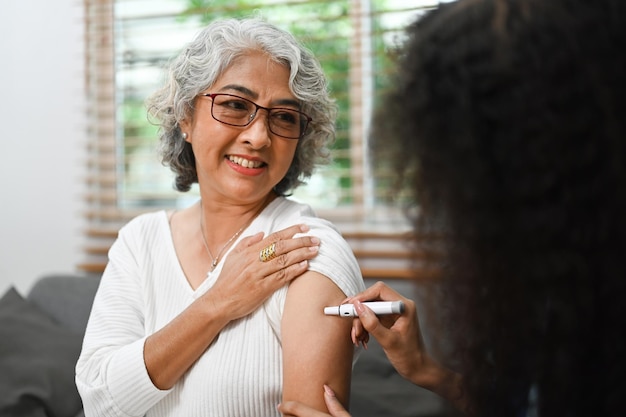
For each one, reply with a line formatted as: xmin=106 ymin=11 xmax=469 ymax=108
xmin=279 ymin=0 xmax=626 ymax=416
xmin=76 ymin=17 xmax=365 ymax=417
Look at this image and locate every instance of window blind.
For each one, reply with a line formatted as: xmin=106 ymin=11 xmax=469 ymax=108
xmin=80 ymin=0 xmax=441 ymax=276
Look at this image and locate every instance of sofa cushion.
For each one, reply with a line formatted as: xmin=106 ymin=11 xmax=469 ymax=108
xmin=27 ymin=274 xmax=101 ymax=335
xmin=0 ymin=287 xmax=83 ymax=417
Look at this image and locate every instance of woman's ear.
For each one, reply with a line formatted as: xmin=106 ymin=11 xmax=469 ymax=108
xmin=179 ymin=119 xmax=191 ymax=142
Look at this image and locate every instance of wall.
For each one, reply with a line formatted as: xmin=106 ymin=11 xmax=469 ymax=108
xmin=0 ymin=0 xmax=85 ymax=295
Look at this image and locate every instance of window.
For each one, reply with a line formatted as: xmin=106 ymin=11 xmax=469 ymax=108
xmin=81 ymin=0 xmax=441 ymax=275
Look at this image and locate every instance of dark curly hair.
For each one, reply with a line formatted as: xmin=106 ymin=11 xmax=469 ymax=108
xmin=373 ymin=0 xmax=626 ymax=415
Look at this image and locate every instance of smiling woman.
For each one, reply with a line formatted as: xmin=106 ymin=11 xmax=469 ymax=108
xmin=178 ymin=51 xmax=302 ymax=204
xmin=80 ymin=2 xmax=434 ymax=275
xmin=75 ymin=17 xmax=365 ymax=417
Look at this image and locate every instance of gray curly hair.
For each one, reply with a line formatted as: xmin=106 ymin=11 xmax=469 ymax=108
xmin=146 ymin=17 xmax=337 ymax=194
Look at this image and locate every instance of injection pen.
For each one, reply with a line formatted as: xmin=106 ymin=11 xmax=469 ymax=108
xmin=324 ymin=301 xmax=405 ymax=317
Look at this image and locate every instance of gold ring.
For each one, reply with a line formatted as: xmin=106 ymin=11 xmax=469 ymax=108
xmin=259 ymin=243 xmax=277 ymax=262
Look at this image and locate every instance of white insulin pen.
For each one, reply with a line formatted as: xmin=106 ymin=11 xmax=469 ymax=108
xmin=324 ymin=301 xmax=405 ymax=317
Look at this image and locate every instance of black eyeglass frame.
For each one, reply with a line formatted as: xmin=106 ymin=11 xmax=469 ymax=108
xmin=199 ymin=93 xmax=313 ymax=139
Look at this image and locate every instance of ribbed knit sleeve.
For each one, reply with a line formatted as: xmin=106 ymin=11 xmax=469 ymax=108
xmin=251 ymin=198 xmax=366 ymax=341
xmin=262 ymin=198 xmax=365 ymax=298
xmin=76 ymin=213 xmax=172 ymax=417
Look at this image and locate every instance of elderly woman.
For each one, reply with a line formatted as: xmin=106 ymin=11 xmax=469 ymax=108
xmin=76 ymin=17 xmax=365 ymax=417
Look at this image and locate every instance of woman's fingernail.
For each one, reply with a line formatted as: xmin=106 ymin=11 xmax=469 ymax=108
xmin=354 ymin=299 xmax=365 ymax=315
xmin=310 ymin=236 xmax=320 ymax=245
xmin=299 ymin=260 xmax=308 ymax=267
xmin=323 ymin=384 xmax=335 ymax=397
xmin=309 ymin=245 xmax=319 ymax=252
xmin=300 ymin=224 xmax=310 ymax=232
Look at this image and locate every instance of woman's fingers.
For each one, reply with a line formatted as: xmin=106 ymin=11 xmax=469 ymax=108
xmin=322 ymin=385 xmax=352 ymax=417
xmin=352 ymin=300 xmax=390 ymax=341
xmin=346 ymin=281 xmax=404 ymax=304
xmin=344 ymin=282 xmax=418 ymax=350
xmin=258 ymin=225 xmax=317 ymax=257
xmin=208 ymin=224 xmax=321 ymax=320
xmin=239 ymin=231 xmax=265 ymax=247
xmin=351 ymin=295 xmax=425 ymax=382
xmin=230 ymin=224 xmax=320 ymax=279
xmin=263 ymin=258 xmax=310 ymax=287
xmin=256 ymin=224 xmax=320 ymax=273
xmin=277 ymin=401 xmax=330 ymax=417
xmin=235 ymin=224 xmax=313 ymax=252
xmin=264 ymin=223 xmax=311 ymax=243
xmin=258 ymin=236 xmax=320 ymax=266
xmin=276 ymin=385 xmax=351 ymax=417
xmin=351 ymin=318 xmax=369 ymax=348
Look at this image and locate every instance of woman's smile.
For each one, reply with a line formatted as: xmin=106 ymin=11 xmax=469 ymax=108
xmin=226 ymin=154 xmax=267 ymax=176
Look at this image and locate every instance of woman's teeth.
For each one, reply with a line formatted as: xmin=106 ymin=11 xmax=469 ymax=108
xmin=228 ymin=155 xmax=263 ymax=168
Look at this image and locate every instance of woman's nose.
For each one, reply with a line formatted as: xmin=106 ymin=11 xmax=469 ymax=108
xmin=240 ymin=110 xmax=272 ymax=148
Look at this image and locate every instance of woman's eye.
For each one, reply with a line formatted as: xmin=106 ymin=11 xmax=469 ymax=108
xmin=224 ymin=100 xmax=249 ymax=110
xmin=273 ymin=111 xmax=297 ymax=124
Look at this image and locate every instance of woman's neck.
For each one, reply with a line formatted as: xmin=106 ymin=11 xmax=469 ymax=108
xmin=198 ymin=192 xmax=276 ymax=246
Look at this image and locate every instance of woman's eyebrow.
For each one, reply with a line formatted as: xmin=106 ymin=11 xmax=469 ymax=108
xmin=217 ymin=84 xmax=256 ymax=97
xmin=274 ymin=98 xmax=301 ymax=108
xmin=217 ymin=84 xmax=300 ymax=108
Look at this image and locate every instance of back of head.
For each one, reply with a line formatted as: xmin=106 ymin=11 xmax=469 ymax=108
xmin=375 ymin=0 xmax=626 ymax=415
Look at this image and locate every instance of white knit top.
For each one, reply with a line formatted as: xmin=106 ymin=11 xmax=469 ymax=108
xmin=76 ymin=197 xmax=365 ymax=417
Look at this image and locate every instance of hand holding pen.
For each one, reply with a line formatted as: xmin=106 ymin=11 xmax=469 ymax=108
xmin=339 ymin=282 xmax=429 ymax=383
xmin=279 ymin=282 xmax=446 ymax=417
xmin=279 ymin=282 xmax=467 ymax=417
xmin=342 ymin=282 xmax=464 ymax=406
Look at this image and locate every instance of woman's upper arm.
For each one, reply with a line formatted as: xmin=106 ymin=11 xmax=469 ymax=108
xmin=281 ymin=270 xmax=355 ymax=413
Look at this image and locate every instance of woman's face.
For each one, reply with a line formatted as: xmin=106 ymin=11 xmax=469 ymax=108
xmin=181 ymin=50 xmax=299 ymax=205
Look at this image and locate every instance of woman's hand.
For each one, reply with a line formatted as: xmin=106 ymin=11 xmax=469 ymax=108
xmin=348 ymin=282 xmax=467 ymax=411
xmin=203 ymin=223 xmax=320 ymax=321
xmin=144 ymin=224 xmax=319 ymax=390
xmin=278 ymin=385 xmax=351 ymax=417
xmin=347 ymin=281 xmax=427 ymax=383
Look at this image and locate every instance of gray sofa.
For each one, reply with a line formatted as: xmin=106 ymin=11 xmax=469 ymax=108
xmin=0 ymin=274 xmax=99 ymax=417
xmin=0 ymin=274 xmax=457 ymax=417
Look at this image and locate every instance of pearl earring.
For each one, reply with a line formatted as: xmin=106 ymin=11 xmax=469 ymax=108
xmin=182 ymin=132 xmax=188 ymax=139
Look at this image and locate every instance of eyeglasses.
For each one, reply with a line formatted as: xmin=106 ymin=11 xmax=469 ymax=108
xmin=199 ymin=93 xmax=312 ymax=139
